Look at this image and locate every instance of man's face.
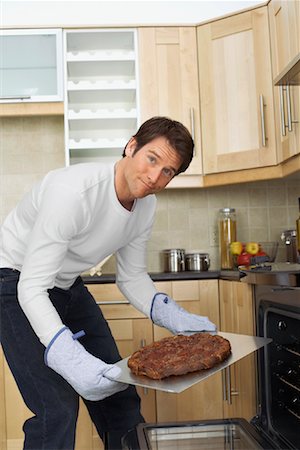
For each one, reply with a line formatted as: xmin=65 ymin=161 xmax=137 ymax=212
xmin=123 ymin=136 xmax=182 ymax=198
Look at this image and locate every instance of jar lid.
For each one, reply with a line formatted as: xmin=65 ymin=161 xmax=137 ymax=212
xmin=162 ymin=248 xmax=185 ymax=254
xmin=185 ymin=252 xmax=209 ymax=258
xmin=219 ymin=207 xmax=235 ymax=213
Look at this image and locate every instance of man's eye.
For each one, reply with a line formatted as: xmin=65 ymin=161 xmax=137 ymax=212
xmin=163 ymin=168 xmax=173 ymax=177
xmin=148 ymin=156 xmax=156 ymax=164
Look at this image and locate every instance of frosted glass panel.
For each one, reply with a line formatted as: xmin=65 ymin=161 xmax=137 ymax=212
xmin=0 ymin=32 xmax=61 ymax=99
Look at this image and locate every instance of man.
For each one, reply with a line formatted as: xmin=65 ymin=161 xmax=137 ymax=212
xmin=0 ymin=116 xmax=216 ymax=450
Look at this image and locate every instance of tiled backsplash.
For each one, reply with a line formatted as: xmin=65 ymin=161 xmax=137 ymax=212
xmin=146 ymin=180 xmax=300 ymax=271
xmin=1 ymin=116 xmax=299 ymax=273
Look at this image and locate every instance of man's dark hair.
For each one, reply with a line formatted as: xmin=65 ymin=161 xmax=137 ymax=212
xmin=122 ymin=116 xmax=194 ymax=175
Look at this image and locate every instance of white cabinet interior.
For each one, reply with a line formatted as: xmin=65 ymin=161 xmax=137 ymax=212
xmin=64 ymin=29 xmax=139 ymax=166
xmin=0 ymin=29 xmax=63 ymax=103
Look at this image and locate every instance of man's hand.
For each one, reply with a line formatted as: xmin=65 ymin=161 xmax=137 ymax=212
xmin=150 ymin=293 xmax=217 ymax=334
xmin=44 ymin=327 xmax=128 ymax=401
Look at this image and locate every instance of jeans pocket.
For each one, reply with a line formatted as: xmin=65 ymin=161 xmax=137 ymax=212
xmin=0 ymin=269 xmax=20 ymax=297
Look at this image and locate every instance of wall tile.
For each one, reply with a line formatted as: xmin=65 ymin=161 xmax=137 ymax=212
xmin=2 ymin=116 xmax=300 ymax=273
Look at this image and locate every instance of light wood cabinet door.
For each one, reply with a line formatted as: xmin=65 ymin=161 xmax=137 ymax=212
xmin=89 ymin=317 xmax=155 ymax=450
xmin=219 ymin=280 xmax=257 ymax=421
xmin=138 ymin=27 xmax=203 ymax=177
xmin=2 ymin=359 xmax=32 ymax=450
xmin=154 ymin=280 xmax=224 ymax=422
xmin=197 ymin=7 xmax=277 ymax=174
xmin=272 ymin=84 xmax=300 ymax=163
xmin=268 ymin=0 xmax=300 ymax=163
xmin=268 ymin=0 xmax=299 ymax=78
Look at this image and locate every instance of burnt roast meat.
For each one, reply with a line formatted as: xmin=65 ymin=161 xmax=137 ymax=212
xmin=127 ymin=332 xmax=231 ymax=380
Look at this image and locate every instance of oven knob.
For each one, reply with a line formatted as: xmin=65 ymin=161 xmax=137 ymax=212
xmin=277 ymin=320 xmax=287 ymax=331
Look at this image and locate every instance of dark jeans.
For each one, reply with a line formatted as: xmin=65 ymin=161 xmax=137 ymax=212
xmin=0 ymin=268 xmax=144 ymax=450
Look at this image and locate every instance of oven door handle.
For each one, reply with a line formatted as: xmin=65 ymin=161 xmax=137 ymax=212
xmin=271 ymin=287 xmax=300 ymax=292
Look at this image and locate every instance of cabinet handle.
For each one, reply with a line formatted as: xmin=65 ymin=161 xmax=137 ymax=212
xmin=259 ymin=94 xmax=267 ymax=147
xmin=189 ymin=107 xmax=196 ymax=157
xmin=286 ymin=85 xmax=299 ymax=132
xmin=226 ymin=367 xmax=232 ymax=404
xmin=0 ymin=95 xmax=31 ymax=100
xmin=286 ymin=85 xmax=293 ymax=132
xmin=189 ymin=107 xmax=195 ymax=142
xmin=279 ymin=86 xmax=287 ymax=137
xmin=225 ymin=366 xmax=239 ymax=405
xmin=96 ymin=300 xmax=130 ymax=305
xmin=140 ymin=339 xmax=148 ymax=395
xmin=222 ymin=369 xmax=227 ymax=401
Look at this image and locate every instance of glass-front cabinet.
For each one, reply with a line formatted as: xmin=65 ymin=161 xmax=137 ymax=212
xmin=64 ymin=29 xmax=139 ymax=166
xmin=0 ymin=29 xmax=63 ymax=103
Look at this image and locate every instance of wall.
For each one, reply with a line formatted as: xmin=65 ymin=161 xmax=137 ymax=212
xmin=1 ymin=116 xmax=299 ymax=273
xmin=0 ymin=116 xmax=65 ymax=223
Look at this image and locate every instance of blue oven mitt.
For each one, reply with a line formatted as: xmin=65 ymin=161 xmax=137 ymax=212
xmin=44 ymin=327 xmax=128 ymax=401
xmin=150 ymin=293 xmax=217 ymax=334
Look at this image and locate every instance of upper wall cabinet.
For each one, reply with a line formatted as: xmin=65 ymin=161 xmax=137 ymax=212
xmin=268 ymin=0 xmax=300 ymax=163
xmin=197 ymin=7 xmax=277 ymax=174
xmin=0 ymin=29 xmax=63 ymax=103
xmin=268 ymin=0 xmax=299 ymax=78
xmin=64 ymin=29 xmax=139 ymax=166
xmin=138 ymin=27 xmax=202 ymax=178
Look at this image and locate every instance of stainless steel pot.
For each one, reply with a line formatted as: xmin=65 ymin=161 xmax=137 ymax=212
xmin=185 ymin=252 xmax=210 ymax=271
xmin=162 ymin=249 xmax=185 ymax=272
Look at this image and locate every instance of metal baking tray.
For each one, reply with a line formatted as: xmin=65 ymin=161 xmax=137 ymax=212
xmin=107 ymin=332 xmax=271 ymax=393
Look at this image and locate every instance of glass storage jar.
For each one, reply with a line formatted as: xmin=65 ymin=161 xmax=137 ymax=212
xmin=218 ymin=208 xmax=237 ymax=269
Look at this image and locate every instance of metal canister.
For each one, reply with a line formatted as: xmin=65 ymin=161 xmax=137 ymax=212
xmin=185 ymin=253 xmax=210 ymax=271
xmin=162 ymin=249 xmax=185 ymax=272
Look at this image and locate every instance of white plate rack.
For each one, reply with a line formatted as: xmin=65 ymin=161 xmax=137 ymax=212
xmin=64 ymin=29 xmax=140 ymax=166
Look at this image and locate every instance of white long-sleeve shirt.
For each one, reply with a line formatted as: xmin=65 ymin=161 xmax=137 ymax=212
xmin=0 ymin=162 xmax=158 ymax=346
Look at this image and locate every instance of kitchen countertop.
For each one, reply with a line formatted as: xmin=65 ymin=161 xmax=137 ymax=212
xmin=82 ymin=270 xmax=222 ymax=284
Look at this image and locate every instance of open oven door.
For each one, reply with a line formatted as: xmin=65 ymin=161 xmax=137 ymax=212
xmin=122 ymin=418 xmax=274 ymax=450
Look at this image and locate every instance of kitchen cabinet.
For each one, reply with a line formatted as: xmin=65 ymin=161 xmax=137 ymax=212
xmin=268 ymin=0 xmax=300 ymax=163
xmin=0 ymin=29 xmax=63 ymax=104
xmin=197 ymin=7 xmax=277 ymax=175
xmin=82 ymin=282 xmax=161 ymax=450
xmin=153 ymin=280 xmax=224 ymax=422
xmin=2 ymin=358 xmax=32 ymax=450
xmin=219 ymin=280 xmax=257 ymax=421
xmin=0 ymin=279 xmax=258 ymax=449
xmin=64 ymin=29 xmax=139 ymax=166
xmin=138 ymin=27 xmax=203 ymax=184
xmin=268 ymin=0 xmax=299 ymax=78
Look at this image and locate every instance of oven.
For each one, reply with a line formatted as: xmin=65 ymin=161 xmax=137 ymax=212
xmin=122 ymin=263 xmax=300 ymax=450
xmin=251 ymin=283 xmax=300 ymax=449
